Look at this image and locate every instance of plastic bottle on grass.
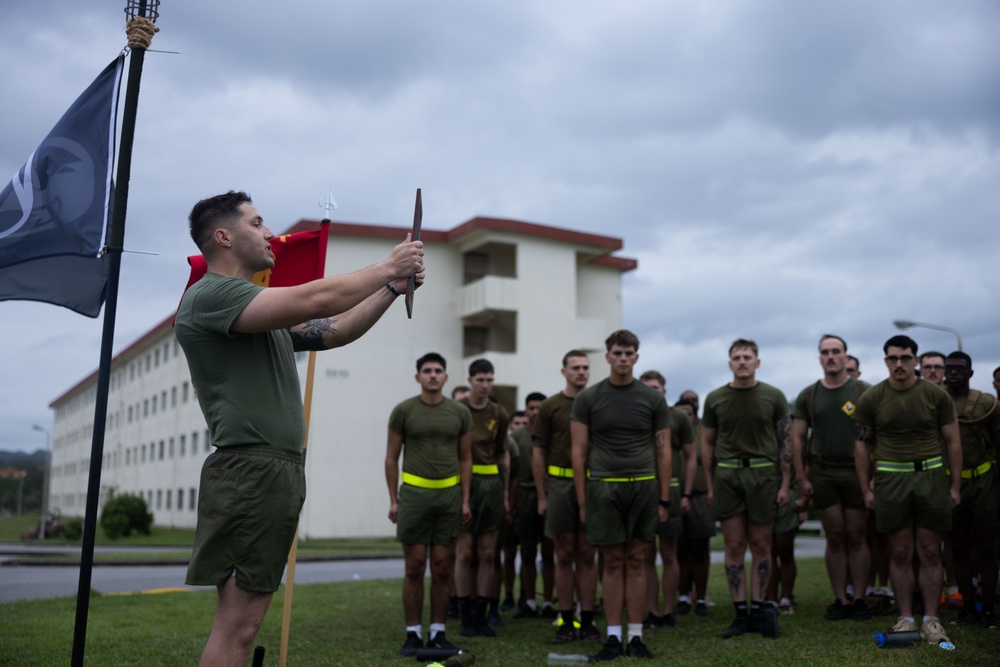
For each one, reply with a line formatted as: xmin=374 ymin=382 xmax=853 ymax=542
xmin=547 ymin=653 xmax=591 ymax=664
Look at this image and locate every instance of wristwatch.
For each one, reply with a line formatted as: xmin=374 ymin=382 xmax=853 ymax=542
xmin=659 ymin=498 xmax=671 ymax=509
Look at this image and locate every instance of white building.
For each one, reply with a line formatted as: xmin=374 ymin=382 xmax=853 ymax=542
xmin=47 ymin=215 xmax=636 ymax=538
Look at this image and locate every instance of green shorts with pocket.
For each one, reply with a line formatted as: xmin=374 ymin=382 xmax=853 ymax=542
xmin=809 ymin=460 xmax=865 ymax=511
xmin=186 ymin=445 xmax=305 ymax=593
xmin=585 ymin=477 xmax=658 ymax=546
xmin=461 ymin=474 xmax=504 ymax=535
xmin=681 ymin=492 xmax=716 ymax=539
xmin=953 ymin=466 xmax=999 ymax=529
xmin=516 ymin=486 xmax=545 ymax=542
xmin=396 ymin=483 xmax=462 ymax=546
xmin=874 ymin=467 xmax=952 ymax=534
xmin=773 ymin=488 xmax=803 ymax=535
xmin=545 ymin=476 xmax=583 ymax=537
xmin=713 ymin=464 xmax=778 ymax=525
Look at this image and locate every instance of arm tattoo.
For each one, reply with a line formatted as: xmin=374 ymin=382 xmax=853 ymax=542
xmin=655 ymin=430 xmax=668 ymax=450
xmin=777 ymin=415 xmax=793 ymax=479
xmin=725 ymin=562 xmax=744 ymax=595
xmin=289 ymin=318 xmax=337 ymax=351
xmin=854 ymin=423 xmax=873 ymax=445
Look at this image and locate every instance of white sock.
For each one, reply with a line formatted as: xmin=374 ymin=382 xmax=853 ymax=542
xmin=779 ymin=597 xmax=792 ymax=607
xmin=627 ymin=623 xmax=643 ymax=642
xmin=679 ymin=594 xmax=691 ymax=603
xmin=526 ymin=599 xmax=538 ymax=611
xmin=406 ymin=625 xmax=421 ymax=638
xmin=429 ymin=623 xmax=445 ymax=639
xmin=606 ymin=624 xmax=622 ymax=640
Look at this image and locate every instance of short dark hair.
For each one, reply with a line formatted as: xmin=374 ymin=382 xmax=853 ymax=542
xmin=729 ymin=338 xmax=758 ymax=357
xmin=639 ymin=370 xmax=666 ymax=386
xmin=512 ymin=410 xmax=527 ymax=420
xmin=468 ymin=358 xmax=494 ymax=376
xmin=883 ymin=335 xmax=918 ymax=356
xmin=450 ymin=385 xmax=469 ymax=398
xmin=189 ymin=190 xmax=252 ymax=252
xmin=920 ymin=351 xmax=945 ymax=363
xmin=819 ymin=334 xmax=847 ymax=352
xmin=526 ymin=392 xmax=546 ymax=405
xmin=562 ymin=349 xmax=588 ymax=367
xmin=846 ymin=355 xmax=860 ymax=368
xmin=416 ymin=352 xmax=446 ymax=372
xmin=945 ymin=351 xmax=972 ymax=367
xmin=605 ymin=329 xmax=639 ymax=352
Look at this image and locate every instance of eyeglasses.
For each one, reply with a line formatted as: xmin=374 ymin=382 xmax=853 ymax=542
xmin=885 ymin=355 xmax=915 ymax=364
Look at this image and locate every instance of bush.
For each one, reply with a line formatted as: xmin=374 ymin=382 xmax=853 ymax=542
xmin=64 ymin=517 xmax=83 ymax=540
xmin=100 ymin=494 xmax=153 ymax=540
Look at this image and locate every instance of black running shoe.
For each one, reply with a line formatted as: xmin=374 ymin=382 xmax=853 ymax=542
xmin=591 ymin=635 xmax=622 ymax=662
xmin=852 ymin=598 xmax=872 ymax=621
xmin=625 ymin=636 xmax=654 ymax=659
xmin=541 ymin=605 xmax=559 ymax=619
xmin=399 ymin=631 xmax=423 ymax=657
xmin=722 ymin=616 xmax=749 ymax=639
xmin=695 ymin=601 xmax=710 ymax=617
xmin=980 ymin=611 xmax=998 ymax=629
xmin=661 ymin=614 xmax=677 ymax=628
xmin=549 ymin=624 xmax=576 ymax=645
xmin=825 ymin=599 xmax=851 ymax=621
xmin=579 ymin=625 xmax=602 ymax=641
xmin=426 ymin=632 xmax=459 ymax=650
xmin=500 ymin=594 xmax=515 ymax=612
xmin=641 ymin=612 xmax=662 ymax=629
xmin=675 ymin=599 xmax=692 ymax=615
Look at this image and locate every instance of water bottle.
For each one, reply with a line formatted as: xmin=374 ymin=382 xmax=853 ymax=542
xmin=870 ymin=630 xmax=921 ymax=648
xmin=547 ymin=653 xmax=591 ymax=664
xmin=444 ymin=653 xmax=476 ymax=667
xmin=415 ymin=647 xmax=470 ymax=662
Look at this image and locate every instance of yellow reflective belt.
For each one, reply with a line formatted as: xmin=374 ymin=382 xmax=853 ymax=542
xmin=945 ymin=460 xmax=993 ymax=479
xmin=401 ymin=472 xmax=460 ymax=489
xmin=670 ymin=478 xmax=680 ymax=487
xmin=716 ymin=458 xmax=774 ymax=469
xmin=473 ymin=464 xmax=500 ymax=475
xmin=876 ymin=456 xmax=943 ymax=473
xmin=598 ymin=475 xmax=656 ymax=483
xmin=547 ymin=465 xmax=573 ymax=478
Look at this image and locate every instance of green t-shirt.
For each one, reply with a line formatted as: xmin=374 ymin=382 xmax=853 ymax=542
xmin=459 ymin=398 xmax=509 ymax=466
xmin=534 ymin=392 xmax=575 ymax=469
xmin=570 ymin=379 xmax=670 ymax=479
xmin=792 ymin=379 xmax=872 ymax=460
xmin=388 ymin=396 xmax=473 ymax=479
xmin=669 ymin=408 xmax=694 ymax=479
xmin=853 ymin=379 xmax=956 ymax=461
xmin=512 ymin=427 xmax=535 ymax=488
xmin=175 ymin=273 xmax=304 ymax=450
xmin=702 ymin=382 xmax=787 ymax=460
xmin=952 ymin=391 xmax=1000 ymax=468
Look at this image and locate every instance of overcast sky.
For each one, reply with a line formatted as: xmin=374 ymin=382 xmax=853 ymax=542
xmin=2 ymin=0 xmax=998 ymax=452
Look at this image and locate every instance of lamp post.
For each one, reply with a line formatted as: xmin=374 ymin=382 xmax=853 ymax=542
xmin=17 ymin=470 xmax=26 ymax=516
xmin=892 ymin=320 xmax=963 ymax=352
xmin=32 ymin=425 xmax=50 ymax=541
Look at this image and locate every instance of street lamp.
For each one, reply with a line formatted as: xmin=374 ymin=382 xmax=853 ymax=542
xmin=32 ymin=425 xmax=50 ymax=542
xmin=892 ymin=320 xmax=963 ymax=352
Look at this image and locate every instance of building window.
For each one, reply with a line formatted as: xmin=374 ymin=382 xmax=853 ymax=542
xmin=169 ymin=437 xmax=175 ymax=458
xmin=127 ymin=406 xmax=133 ymax=423
xmin=125 ymin=449 xmax=130 ymax=465
xmin=145 ymin=354 xmax=151 ymax=372
xmin=159 ymin=440 xmax=165 ymax=460
xmin=152 ymin=395 xmax=157 ymax=414
xmin=179 ymin=434 xmax=186 ymax=456
xmin=189 ymin=488 xmax=197 ymax=511
xmin=154 ymin=348 xmax=160 ymax=368
xmin=156 ymin=489 xmax=162 ymax=510
xmin=141 ymin=445 xmax=146 ymax=462
xmin=171 ymin=387 xmax=177 ymax=407
xmin=165 ymin=489 xmax=171 ymax=510
xmin=163 ymin=342 xmax=170 ymax=362
xmin=182 ymin=382 xmax=189 ymax=403
xmin=161 ymin=390 xmax=167 ymax=410
xmin=191 ymin=431 xmax=199 ymax=453
xmin=205 ymin=429 xmax=211 ymax=452
xmin=143 ymin=400 xmax=149 ymax=417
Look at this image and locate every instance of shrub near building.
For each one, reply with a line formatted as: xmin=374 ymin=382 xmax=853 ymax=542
xmin=100 ymin=494 xmax=153 ymax=539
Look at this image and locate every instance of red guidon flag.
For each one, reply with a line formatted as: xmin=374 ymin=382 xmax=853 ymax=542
xmin=174 ymin=224 xmax=329 ymax=323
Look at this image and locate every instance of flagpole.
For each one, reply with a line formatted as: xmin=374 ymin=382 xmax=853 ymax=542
xmin=71 ymin=5 xmax=159 ymax=666
xmin=280 ymin=195 xmax=334 ymax=666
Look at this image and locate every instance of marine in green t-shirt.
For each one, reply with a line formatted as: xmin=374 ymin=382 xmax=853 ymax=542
xmin=385 ymin=353 xmax=472 ymax=655
xmin=944 ymin=351 xmax=1000 ymax=626
xmin=852 ymin=335 xmax=961 ymax=638
xmin=700 ymin=339 xmax=791 ymax=640
xmin=789 ymin=335 xmax=871 ymax=621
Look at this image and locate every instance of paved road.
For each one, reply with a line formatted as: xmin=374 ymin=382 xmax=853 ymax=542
xmin=0 ymin=537 xmax=827 ymax=603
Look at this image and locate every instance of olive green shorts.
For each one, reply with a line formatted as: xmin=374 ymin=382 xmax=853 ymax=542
xmin=809 ymin=461 xmax=865 ymax=511
xmin=713 ymin=465 xmax=778 ymax=525
xmin=585 ymin=478 xmax=658 ymax=546
xmin=773 ymin=488 xmax=803 ymax=535
xmin=681 ymin=492 xmax=716 ymax=539
xmin=873 ymin=468 xmax=952 ymax=534
xmin=516 ymin=486 xmax=545 ymax=542
xmin=186 ymin=445 xmax=305 ymax=594
xmin=656 ymin=485 xmax=682 ymax=538
xmin=396 ymin=483 xmax=462 ymax=546
xmin=545 ymin=476 xmax=583 ymax=538
xmin=461 ymin=474 xmax=504 ymax=535
xmin=953 ymin=467 xmax=999 ymax=529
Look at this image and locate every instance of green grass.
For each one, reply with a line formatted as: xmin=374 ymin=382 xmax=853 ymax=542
xmin=0 ymin=558 xmax=991 ymax=666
